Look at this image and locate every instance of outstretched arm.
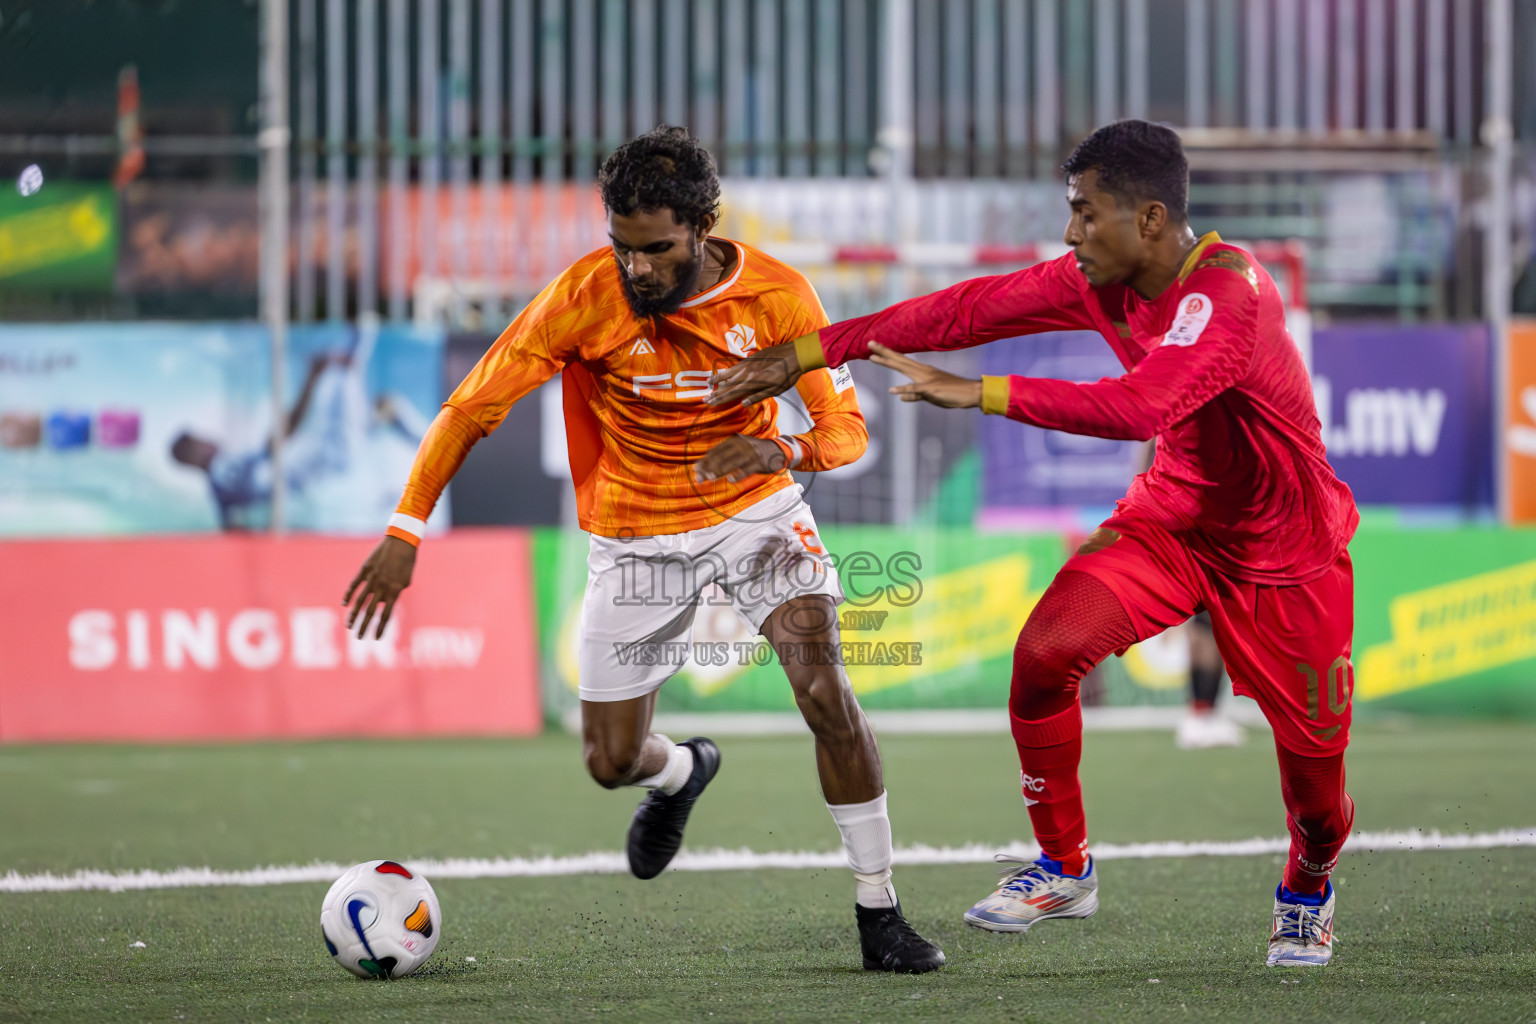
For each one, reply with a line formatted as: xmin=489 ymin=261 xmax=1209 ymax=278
xmin=707 ymin=254 xmax=1093 ymax=408
xmin=984 ymin=272 xmax=1259 ymax=441
xmin=867 ymin=266 xmax=1262 ymax=443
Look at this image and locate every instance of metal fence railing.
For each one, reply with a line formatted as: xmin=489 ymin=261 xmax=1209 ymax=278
xmin=266 ymin=0 xmax=1525 ymax=325
xmin=2 ymin=1 xmax=1527 ymax=324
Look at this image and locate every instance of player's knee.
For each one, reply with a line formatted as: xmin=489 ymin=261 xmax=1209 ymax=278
xmin=1009 ymin=630 xmax=1079 ymax=721
xmin=582 ymin=739 xmax=642 ymax=789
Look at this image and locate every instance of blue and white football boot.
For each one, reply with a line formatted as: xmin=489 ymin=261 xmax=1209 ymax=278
xmin=963 ymin=854 xmax=1099 ymax=933
xmin=1267 ymin=881 xmax=1335 ymax=966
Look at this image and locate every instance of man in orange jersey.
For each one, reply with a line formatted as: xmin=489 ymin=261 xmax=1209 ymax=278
xmin=342 ymin=127 xmax=944 ymax=974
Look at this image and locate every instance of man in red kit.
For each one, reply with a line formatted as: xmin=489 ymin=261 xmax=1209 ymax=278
xmin=709 ymin=120 xmax=1358 ymax=967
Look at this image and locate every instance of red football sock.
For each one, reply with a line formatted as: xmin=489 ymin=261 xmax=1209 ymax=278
xmin=1275 ymin=742 xmax=1354 ymax=894
xmin=1011 ymin=702 xmax=1089 ymax=865
xmin=1008 ymin=571 xmax=1139 ymax=868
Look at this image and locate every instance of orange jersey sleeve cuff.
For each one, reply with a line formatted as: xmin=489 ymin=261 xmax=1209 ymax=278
xmin=386 ymin=514 xmax=426 ymax=548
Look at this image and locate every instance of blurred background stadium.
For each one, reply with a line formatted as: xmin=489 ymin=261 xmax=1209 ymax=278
xmin=2 ymin=2 xmax=1536 ymax=1018
xmin=3 ymin=0 xmax=1534 ymax=735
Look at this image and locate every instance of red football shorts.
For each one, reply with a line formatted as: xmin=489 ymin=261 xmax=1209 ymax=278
xmin=1063 ymin=507 xmax=1354 ymax=757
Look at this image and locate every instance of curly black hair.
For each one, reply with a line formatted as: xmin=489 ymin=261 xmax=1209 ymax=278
xmin=1062 ymin=119 xmax=1188 ymax=222
xmin=598 ymin=126 xmax=721 ymax=231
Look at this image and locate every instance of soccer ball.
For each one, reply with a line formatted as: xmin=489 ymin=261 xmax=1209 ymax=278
xmin=16 ymin=164 xmax=43 ymax=197
xmin=320 ymin=860 xmax=442 ymax=979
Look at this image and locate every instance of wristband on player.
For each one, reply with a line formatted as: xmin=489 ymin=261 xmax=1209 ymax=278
xmin=980 ymin=376 xmax=1011 ymax=416
xmin=385 ymin=512 xmax=426 ymax=548
xmin=794 ymin=333 xmax=828 ymax=371
xmin=773 ymin=436 xmax=803 ymax=470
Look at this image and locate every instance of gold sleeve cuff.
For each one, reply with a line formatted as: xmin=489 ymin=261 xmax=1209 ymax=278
xmin=794 ymin=333 xmax=828 ymax=371
xmin=981 ymin=375 xmax=1010 ymax=416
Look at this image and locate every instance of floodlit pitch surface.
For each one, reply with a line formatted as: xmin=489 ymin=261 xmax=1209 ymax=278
xmin=1 ymin=723 xmax=1533 ymax=1022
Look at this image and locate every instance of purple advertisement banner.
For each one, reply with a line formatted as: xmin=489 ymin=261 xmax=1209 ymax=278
xmin=1311 ymin=323 xmax=1492 ymax=507
xmin=979 ymin=323 xmax=1492 ymax=512
xmin=979 ymin=332 xmax=1143 ymax=509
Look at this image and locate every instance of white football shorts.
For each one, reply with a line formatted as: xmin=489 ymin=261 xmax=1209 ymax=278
xmin=577 ymin=484 xmax=843 ymax=703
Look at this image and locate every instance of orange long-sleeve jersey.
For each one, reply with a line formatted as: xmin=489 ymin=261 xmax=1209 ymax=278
xmin=385 ymin=238 xmax=867 ymax=544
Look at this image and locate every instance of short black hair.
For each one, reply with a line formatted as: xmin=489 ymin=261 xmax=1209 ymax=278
xmin=1062 ymin=120 xmax=1188 ymax=222
xmin=598 ymin=126 xmax=721 ymax=231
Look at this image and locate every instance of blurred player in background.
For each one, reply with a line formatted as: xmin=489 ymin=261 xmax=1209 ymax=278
xmin=711 ymin=120 xmax=1357 ymax=968
xmin=1177 ymin=610 xmax=1246 ymax=749
xmin=173 ymin=336 xmax=428 ymax=531
xmin=171 ymin=352 xmax=342 ymax=530
xmin=343 ymin=127 xmax=945 ymax=974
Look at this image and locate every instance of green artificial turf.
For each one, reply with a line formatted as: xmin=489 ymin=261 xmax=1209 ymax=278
xmin=1 ymin=722 xmax=1533 ymax=1022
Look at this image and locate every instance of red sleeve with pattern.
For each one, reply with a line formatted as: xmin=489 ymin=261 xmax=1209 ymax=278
xmin=816 ymin=254 xmax=1097 ymax=366
xmin=986 ymin=265 xmax=1259 ymax=442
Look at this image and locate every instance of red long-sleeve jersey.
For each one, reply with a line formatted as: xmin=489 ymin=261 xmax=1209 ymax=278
xmin=815 ymin=233 xmax=1357 ymax=585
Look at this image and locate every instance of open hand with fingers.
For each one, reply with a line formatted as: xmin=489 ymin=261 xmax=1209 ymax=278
xmin=691 ymin=433 xmax=789 ymax=484
xmin=869 ymin=342 xmax=984 ymax=409
xmin=343 ymin=535 xmax=417 ymax=640
xmin=705 ymin=341 xmax=803 ymax=407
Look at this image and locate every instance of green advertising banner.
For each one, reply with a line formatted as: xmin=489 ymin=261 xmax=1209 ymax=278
xmin=532 ymin=525 xmax=1206 ymax=722
xmin=532 ymin=522 xmax=1536 ymax=722
xmin=1350 ymin=524 xmax=1536 ymax=717
xmin=0 ymin=183 xmax=118 ymax=291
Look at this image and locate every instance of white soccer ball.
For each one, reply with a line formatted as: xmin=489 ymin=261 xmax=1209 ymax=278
xmin=16 ymin=164 xmax=43 ymax=197
xmin=320 ymin=860 xmax=442 ymax=979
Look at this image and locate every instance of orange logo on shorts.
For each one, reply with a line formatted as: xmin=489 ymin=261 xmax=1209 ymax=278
xmin=791 ymin=522 xmax=824 ymax=554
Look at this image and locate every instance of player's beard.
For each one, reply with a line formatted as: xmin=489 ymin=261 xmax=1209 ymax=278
xmin=620 ymin=237 xmax=705 ymax=319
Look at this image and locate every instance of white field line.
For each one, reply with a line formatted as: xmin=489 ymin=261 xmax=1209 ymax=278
xmin=2 ymin=828 xmax=1533 ymax=895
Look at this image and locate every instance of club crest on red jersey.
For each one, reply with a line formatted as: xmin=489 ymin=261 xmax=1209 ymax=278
xmin=1161 ymin=292 xmax=1214 ymax=348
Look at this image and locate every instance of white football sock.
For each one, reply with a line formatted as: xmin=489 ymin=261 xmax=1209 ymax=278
xmin=827 ymin=790 xmax=898 ymax=909
xmin=632 ymin=736 xmax=694 ymax=796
